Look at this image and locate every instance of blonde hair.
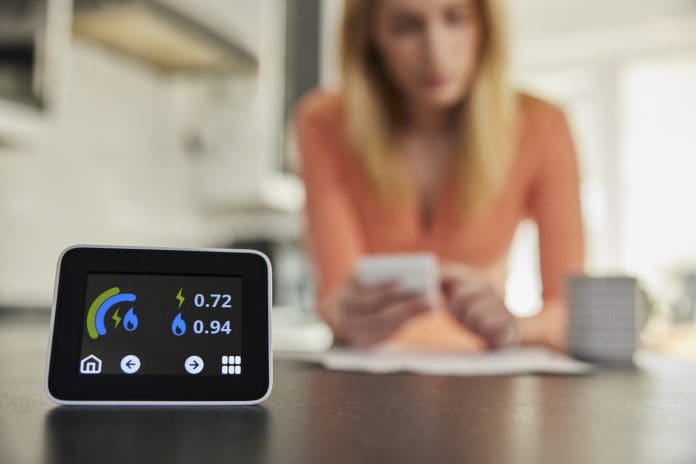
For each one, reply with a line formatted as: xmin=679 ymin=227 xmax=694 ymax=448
xmin=340 ymin=0 xmax=516 ymax=215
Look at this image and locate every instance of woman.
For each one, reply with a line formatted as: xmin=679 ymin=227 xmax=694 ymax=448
xmin=295 ymin=0 xmax=584 ymax=352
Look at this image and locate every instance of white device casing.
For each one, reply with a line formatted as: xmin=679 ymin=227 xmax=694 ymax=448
xmin=44 ymin=244 xmax=273 ymax=406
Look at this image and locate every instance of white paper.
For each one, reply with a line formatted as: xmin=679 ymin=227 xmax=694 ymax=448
xmin=278 ymin=346 xmax=593 ymax=376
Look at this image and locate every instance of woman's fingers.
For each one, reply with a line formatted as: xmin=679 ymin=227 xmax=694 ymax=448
xmin=457 ymin=302 xmax=518 ymax=348
xmin=440 ymin=265 xmax=519 ymax=349
xmin=440 ymin=263 xmax=480 ymax=294
xmin=333 ymin=277 xmax=430 ymax=347
xmin=338 ymin=263 xmax=519 ymax=349
xmin=354 ymin=287 xmax=407 ymax=313
xmin=364 ymin=296 xmax=429 ymax=328
xmin=334 ymin=278 xmax=401 ymax=323
xmin=349 ymin=296 xmax=430 ymax=348
xmin=350 ymin=282 xmax=418 ymax=315
xmin=449 ymin=280 xmax=489 ymax=314
xmin=333 ymin=273 xmax=432 ymax=347
xmin=474 ymin=310 xmax=512 ymax=345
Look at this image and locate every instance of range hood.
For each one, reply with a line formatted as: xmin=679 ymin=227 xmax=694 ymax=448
xmin=72 ymin=0 xmax=257 ymax=72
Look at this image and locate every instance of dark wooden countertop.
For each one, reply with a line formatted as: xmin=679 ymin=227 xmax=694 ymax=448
xmin=1 ymin=317 xmax=695 ymax=464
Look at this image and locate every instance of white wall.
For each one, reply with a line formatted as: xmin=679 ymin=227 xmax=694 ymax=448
xmin=620 ymin=53 xmax=696 ymax=285
xmin=0 ymin=1 xmax=286 ymax=308
xmin=508 ymin=0 xmax=696 ymax=305
xmin=0 ymin=41 xmax=202 ymax=307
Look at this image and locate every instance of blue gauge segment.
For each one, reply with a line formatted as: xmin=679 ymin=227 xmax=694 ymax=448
xmin=93 ymin=292 xmax=137 ymax=337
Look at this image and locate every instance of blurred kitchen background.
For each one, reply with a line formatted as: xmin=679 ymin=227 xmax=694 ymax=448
xmin=1 ymin=0 xmax=696 ymax=351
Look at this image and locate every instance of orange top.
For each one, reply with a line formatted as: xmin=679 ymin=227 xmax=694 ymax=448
xmin=295 ymin=89 xmax=584 ymax=351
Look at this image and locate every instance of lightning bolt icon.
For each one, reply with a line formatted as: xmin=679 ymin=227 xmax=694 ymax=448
xmin=112 ymin=308 xmax=121 ymax=328
xmin=176 ymin=288 xmax=185 ymax=309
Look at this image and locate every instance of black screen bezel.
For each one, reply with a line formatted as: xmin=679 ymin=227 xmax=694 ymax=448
xmin=47 ymin=247 xmax=271 ymax=402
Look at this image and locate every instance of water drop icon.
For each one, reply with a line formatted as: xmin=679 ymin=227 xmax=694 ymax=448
xmin=123 ymin=308 xmax=139 ymax=332
xmin=171 ymin=312 xmax=186 ymax=336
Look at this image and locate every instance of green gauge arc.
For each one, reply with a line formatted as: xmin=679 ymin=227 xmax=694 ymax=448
xmin=85 ymin=287 xmax=120 ymax=339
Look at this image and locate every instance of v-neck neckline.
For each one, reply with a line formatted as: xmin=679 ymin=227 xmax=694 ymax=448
xmin=415 ymin=167 xmax=456 ymax=240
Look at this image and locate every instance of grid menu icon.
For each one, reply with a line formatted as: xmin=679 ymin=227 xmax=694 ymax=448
xmin=221 ymin=355 xmax=241 ymax=375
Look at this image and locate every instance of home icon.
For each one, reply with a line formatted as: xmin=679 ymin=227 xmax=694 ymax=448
xmin=80 ymin=354 xmax=102 ymax=374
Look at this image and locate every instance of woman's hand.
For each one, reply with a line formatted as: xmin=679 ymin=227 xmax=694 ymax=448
xmin=441 ymin=264 xmax=520 ymax=349
xmin=329 ymin=276 xmax=431 ymax=348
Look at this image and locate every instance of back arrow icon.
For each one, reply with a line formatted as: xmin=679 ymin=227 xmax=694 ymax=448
xmin=120 ymin=355 xmax=140 ymax=374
